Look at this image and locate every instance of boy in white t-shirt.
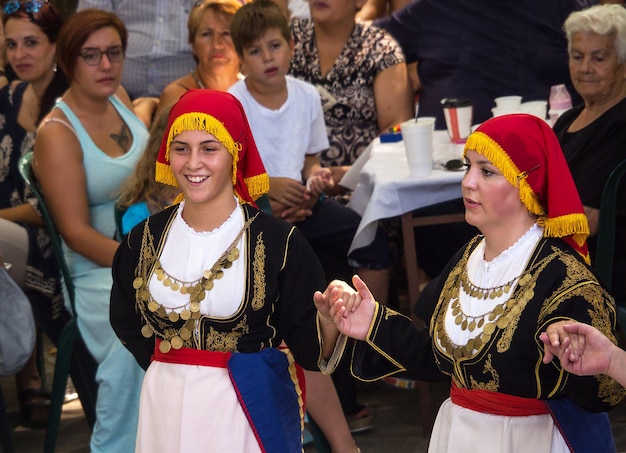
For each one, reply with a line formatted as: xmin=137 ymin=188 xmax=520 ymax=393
xmin=228 ymin=0 xmax=390 ymax=284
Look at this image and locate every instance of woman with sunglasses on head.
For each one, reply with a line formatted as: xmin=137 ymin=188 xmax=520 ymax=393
xmin=33 ymin=9 xmax=148 ymax=452
xmin=0 ymin=0 xmax=99 ymax=429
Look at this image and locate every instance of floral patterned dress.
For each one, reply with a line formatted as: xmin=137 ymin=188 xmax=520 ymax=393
xmin=289 ymin=18 xmax=406 ymax=167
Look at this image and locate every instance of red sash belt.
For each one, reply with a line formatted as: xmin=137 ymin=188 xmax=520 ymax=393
xmin=151 ymin=339 xmax=231 ymax=367
xmin=450 ymin=380 xmax=548 ymax=416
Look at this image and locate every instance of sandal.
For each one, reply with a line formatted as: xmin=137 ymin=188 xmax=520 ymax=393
xmin=18 ymin=387 xmax=51 ymax=429
xmin=347 ymin=407 xmax=373 ymax=434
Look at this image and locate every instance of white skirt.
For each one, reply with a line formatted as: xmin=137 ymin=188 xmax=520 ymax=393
xmin=136 ymin=361 xmax=261 ymax=453
xmin=428 ymin=398 xmax=570 ymax=453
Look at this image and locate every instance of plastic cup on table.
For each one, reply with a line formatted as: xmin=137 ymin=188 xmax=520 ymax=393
xmin=520 ymin=101 xmax=548 ymax=120
xmin=401 ymin=120 xmax=433 ymax=178
xmin=494 ymin=95 xmax=522 ymax=110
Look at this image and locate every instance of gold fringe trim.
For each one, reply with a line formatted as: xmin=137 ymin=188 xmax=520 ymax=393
xmin=537 ymin=212 xmax=589 ymax=240
xmin=464 ymin=132 xmax=545 ymax=217
xmin=156 ymin=160 xmax=179 ymax=187
xmin=244 ymin=173 xmax=270 ymax=201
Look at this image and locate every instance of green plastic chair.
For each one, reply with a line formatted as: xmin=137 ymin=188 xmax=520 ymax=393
xmin=18 ymin=151 xmax=80 ymax=453
xmin=595 ymin=158 xmax=626 ymax=330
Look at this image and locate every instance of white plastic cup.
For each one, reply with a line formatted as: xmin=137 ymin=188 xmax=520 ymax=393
xmin=441 ymin=98 xmax=473 ymax=142
xmin=520 ymin=101 xmax=548 ymax=119
xmin=494 ymin=95 xmax=522 ymax=110
xmin=416 ymin=116 xmax=436 ymax=129
xmin=401 ymin=120 xmax=433 ymax=178
xmin=491 ymin=107 xmax=518 ymax=117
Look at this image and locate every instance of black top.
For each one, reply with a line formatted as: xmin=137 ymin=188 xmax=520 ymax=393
xmin=110 ymin=203 xmax=327 ymax=370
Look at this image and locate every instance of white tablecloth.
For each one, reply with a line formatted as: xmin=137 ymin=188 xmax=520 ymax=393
xmin=346 ymin=131 xmax=465 ymax=253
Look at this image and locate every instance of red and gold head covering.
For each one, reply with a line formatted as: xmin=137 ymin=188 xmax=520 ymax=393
xmin=463 ymin=113 xmax=590 ymax=264
xmin=155 ymin=89 xmax=269 ymax=206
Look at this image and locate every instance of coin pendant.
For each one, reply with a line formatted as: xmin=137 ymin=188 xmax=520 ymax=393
xmin=171 ymin=336 xmax=183 ymax=350
xmin=180 ymin=309 xmax=191 ymax=320
xmin=168 ymin=311 xmax=179 ymax=322
xmin=180 ymin=328 xmax=192 ymax=340
xmin=148 ymin=301 xmax=159 ymax=312
xmin=141 ymin=324 xmax=153 ymax=338
xmin=159 ymin=340 xmax=171 ymax=353
xmin=133 ymin=277 xmax=143 ymax=289
xmin=171 ymin=282 xmax=180 ymax=292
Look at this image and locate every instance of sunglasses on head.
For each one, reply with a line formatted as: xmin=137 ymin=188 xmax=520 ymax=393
xmin=3 ymin=0 xmax=47 ymax=15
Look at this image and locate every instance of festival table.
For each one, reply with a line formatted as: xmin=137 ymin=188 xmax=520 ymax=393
xmin=344 ymin=131 xmax=466 ymax=308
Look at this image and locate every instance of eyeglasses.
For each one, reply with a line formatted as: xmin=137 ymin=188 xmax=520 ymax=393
xmin=3 ymin=0 xmax=46 ymax=15
xmin=79 ymin=45 xmax=125 ymax=66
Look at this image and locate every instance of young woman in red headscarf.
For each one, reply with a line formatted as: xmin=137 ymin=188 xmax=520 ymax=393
xmin=315 ymin=113 xmax=625 ymax=453
xmin=110 ymin=89 xmax=342 ymax=453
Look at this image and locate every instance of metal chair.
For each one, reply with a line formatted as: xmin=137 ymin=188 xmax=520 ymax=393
xmin=18 ymin=151 xmax=80 ymax=453
xmin=594 ymin=159 xmax=626 ymax=330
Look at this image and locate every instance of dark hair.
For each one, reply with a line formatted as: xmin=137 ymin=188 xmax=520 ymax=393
xmin=55 ymin=8 xmax=127 ymax=81
xmin=229 ymin=0 xmax=291 ymax=57
xmin=2 ymin=3 xmax=68 ymax=124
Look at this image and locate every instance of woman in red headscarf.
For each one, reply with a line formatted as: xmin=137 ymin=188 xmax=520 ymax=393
xmin=315 ymin=113 xmax=625 ymax=453
xmin=110 ymin=89 xmax=342 ymax=453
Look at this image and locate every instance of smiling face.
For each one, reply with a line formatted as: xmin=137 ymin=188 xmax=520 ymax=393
xmin=73 ymin=26 xmax=124 ymax=98
xmin=569 ymin=31 xmax=626 ymax=106
xmin=192 ymin=8 xmax=239 ymax=75
xmin=461 ymin=149 xmax=531 ymax=237
xmin=240 ymin=28 xmax=293 ymax=89
xmin=169 ymin=129 xmax=235 ymax=207
xmin=4 ymin=17 xmax=56 ymax=84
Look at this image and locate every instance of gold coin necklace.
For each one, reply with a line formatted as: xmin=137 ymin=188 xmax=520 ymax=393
xmin=452 ymin=270 xmax=531 ymax=333
xmin=134 ymin=216 xmax=254 ymax=353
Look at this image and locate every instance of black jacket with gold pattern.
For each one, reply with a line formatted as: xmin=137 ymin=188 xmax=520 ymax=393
xmin=350 ymin=236 xmax=625 ymax=412
xmin=110 ymin=203 xmax=326 ymax=371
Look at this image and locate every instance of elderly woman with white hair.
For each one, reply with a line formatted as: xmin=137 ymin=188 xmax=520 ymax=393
xmin=553 ymin=3 xmax=626 ymax=303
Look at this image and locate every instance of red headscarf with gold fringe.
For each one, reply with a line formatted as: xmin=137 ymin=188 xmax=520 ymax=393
xmin=155 ymin=89 xmax=269 ymax=206
xmin=463 ymin=113 xmax=590 ymax=264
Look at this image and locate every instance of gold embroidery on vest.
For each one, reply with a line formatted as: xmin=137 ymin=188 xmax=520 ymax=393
xmin=469 ymin=354 xmax=499 ymax=392
xmin=205 ymin=316 xmax=250 ymax=352
xmin=252 ymin=232 xmax=266 ymax=310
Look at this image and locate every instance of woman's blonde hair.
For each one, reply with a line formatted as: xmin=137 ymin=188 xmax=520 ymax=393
xmin=117 ymin=107 xmax=180 ymax=212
